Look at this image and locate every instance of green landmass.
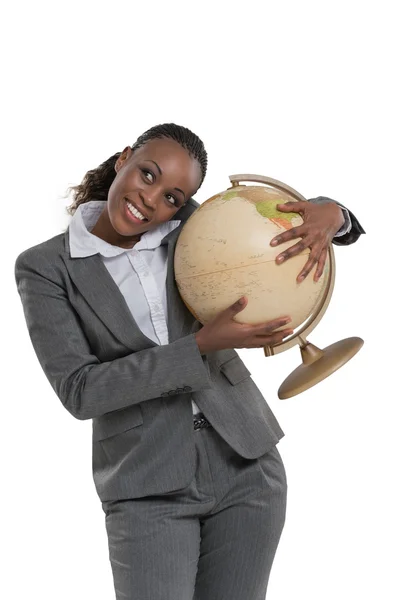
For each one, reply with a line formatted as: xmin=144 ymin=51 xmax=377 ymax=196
xmin=257 ymin=200 xmax=298 ymax=221
xmin=220 ymin=191 xmax=299 ymax=224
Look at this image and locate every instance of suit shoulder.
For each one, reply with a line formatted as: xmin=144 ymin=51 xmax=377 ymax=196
xmin=187 ymin=197 xmax=200 ymax=210
xmin=172 ymin=196 xmax=200 ymax=223
xmin=15 ymin=231 xmax=67 ymax=273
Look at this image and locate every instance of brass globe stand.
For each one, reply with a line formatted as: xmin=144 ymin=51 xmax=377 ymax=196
xmin=229 ymin=174 xmax=364 ymax=399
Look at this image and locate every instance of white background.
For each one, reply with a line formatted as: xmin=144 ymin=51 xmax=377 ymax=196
xmin=2 ymin=1 xmax=398 ymax=599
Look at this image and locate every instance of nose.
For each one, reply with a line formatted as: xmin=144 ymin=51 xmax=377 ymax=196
xmin=139 ymin=191 xmax=157 ymax=212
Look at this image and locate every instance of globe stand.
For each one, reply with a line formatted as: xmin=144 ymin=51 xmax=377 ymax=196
xmin=277 ymin=336 xmax=364 ymax=399
xmin=229 ymin=174 xmax=364 ymax=399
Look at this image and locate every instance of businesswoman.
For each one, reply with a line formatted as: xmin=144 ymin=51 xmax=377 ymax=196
xmin=15 ymin=123 xmax=365 ymax=599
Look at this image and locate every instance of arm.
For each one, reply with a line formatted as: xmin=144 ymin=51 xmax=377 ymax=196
xmin=15 ymin=252 xmax=212 ymax=421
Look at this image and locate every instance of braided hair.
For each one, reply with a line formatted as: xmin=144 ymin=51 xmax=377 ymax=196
xmin=65 ymin=123 xmax=208 ymax=216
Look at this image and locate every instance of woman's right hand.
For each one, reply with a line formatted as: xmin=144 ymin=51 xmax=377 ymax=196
xmin=194 ymin=296 xmax=293 ymax=353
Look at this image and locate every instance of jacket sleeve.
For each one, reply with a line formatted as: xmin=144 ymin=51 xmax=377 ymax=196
xmin=308 ymin=196 xmax=366 ymax=246
xmin=15 ymin=251 xmax=213 ymax=421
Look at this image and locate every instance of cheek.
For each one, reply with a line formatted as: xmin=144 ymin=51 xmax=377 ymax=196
xmin=112 ymin=169 xmax=142 ymax=196
xmin=107 ymin=176 xmax=129 ymax=218
xmin=124 ymin=171 xmax=142 ymax=191
xmin=108 ymin=171 xmax=123 ymax=200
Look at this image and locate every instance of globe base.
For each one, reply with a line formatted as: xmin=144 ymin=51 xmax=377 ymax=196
xmin=277 ymin=337 xmax=364 ymax=399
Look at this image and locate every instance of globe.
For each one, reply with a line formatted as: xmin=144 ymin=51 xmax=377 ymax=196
xmin=174 ymin=174 xmax=363 ymax=399
xmin=175 ymin=180 xmax=329 ymax=331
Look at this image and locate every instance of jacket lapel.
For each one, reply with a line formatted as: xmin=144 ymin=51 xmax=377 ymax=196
xmin=61 ymin=223 xmax=196 ymax=351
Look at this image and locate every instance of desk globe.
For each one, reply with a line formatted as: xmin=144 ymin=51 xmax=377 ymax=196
xmin=174 ymin=174 xmax=363 ymax=399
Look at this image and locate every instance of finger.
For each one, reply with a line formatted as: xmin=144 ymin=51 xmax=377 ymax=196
xmin=272 ymin=329 xmax=294 ymax=343
xmin=257 ymin=329 xmax=294 ymax=347
xmin=314 ymin=247 xmax=328 ymax=281
xmin=275 ymin=238 xmax=311 ymax=263
xmin=270 ymin=225 xmax=306 ymax=246
xmin=255 ymin=316 xmax=292 ymax=335
xmin=297 ymin=253 xmax=319 ymax=282
xmin=276 ymin=201 xmax=305 ymax=212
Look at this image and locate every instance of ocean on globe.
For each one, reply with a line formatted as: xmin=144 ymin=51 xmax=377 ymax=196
xmin=174 ymin=184 xmax=330 ymax=331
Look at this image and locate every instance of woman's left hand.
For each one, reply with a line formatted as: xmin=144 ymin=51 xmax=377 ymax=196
xmin=270 ymin=201 xmax=345 ymax=283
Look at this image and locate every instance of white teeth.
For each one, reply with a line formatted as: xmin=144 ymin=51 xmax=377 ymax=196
xmin=126 ymin=201 xmax=147 ymax=221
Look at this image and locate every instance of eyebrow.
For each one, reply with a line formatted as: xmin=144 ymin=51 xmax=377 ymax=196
xmin=144 ymin=159 xmax=186 ymax=200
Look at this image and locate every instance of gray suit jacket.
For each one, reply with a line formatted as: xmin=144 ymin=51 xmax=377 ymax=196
xmin=15 ymin=196 xmax=365 ymax=502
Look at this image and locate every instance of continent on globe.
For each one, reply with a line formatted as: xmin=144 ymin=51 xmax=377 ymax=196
xmin=234 ymin=186 xmax=301 ymax=230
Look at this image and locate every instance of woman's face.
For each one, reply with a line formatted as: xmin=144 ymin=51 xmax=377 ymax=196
xmin=106 ymin=137 xmax=202 ymax=244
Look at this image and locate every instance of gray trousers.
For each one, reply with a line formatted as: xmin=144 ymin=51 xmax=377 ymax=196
xmin=101 ymin=414 xmax=287 ymax=600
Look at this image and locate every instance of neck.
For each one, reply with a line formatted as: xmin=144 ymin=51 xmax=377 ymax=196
xmin=90 ymin=206 xmax=142 ymax=249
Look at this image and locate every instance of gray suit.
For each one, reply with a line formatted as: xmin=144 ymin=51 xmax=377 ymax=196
xmin=15 ymin=196 xmax=364 ymax=599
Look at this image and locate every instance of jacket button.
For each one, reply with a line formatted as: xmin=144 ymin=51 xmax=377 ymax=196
xmin=183 ymin=386 xmax=192 ymax=392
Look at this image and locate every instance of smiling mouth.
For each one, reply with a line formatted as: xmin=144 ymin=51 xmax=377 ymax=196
xmin=124 ymin=198 xmax=150 ymax=222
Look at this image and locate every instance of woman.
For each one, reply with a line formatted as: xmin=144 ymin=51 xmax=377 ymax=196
xmin=15 ymin=123 xmax=365 ymax=599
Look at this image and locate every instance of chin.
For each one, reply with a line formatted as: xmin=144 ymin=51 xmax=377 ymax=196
xmin=115 ymin=208 xmax=149 ymax=234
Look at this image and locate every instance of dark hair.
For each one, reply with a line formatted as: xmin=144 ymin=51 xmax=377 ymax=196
xmin=64 ymin=123 xmax=208 ymax=216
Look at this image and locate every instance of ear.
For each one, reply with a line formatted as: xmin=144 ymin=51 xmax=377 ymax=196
xmin=115 ymin=146 xmax=132 ymax=172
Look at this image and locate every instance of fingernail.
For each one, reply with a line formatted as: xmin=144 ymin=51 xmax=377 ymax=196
xmin=298 ymin=275 xmax=304 ymax=282
xmin=270 ymin=240 xmax=278 ymax=246
xmin=277 ymin=256 xmax=284 ymax=263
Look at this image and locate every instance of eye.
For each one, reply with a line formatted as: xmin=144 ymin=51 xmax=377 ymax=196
xmin=141 ymin=168 xmax=154 ymax=183
xmin=140 ymin=167 xmax=181 ymax=207
xmin=165 ymin=193 xmax=178 ymax=206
